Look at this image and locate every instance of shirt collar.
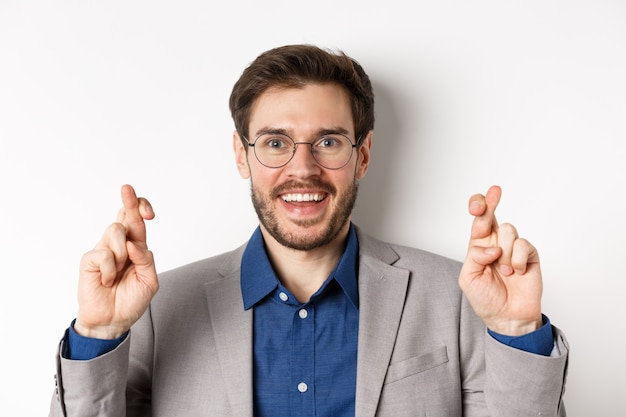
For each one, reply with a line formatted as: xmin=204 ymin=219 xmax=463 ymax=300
xmin=240 ymin=223 xmax=359 ymax=310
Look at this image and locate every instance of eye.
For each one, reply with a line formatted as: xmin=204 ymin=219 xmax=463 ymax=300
xmin=259 ymin=135 xmax=292 ymax=150
xmin=315 ymin=135 xmax=342 ymax=148
xmin=268 ymin=138 xmax=285 ymax=148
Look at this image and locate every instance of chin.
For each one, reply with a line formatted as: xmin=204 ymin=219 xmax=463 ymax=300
xmin=271 ymin=220 xmax=348 ymax=251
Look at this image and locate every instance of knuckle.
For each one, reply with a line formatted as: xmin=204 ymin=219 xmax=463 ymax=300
xmin=109 ymin=222 xmax=127 ymax=233
xmin=514 ymin=237 xmax=530 ymax=249
xmin=79 ymin=251 xmax=94 ymax=267
xmin=101 ymin=222 xmax=127 ymax=242
xmin=499 ymin=222 xmax=517 ymax=233
xmin=81 ymin=248 xmax=105 ymax=263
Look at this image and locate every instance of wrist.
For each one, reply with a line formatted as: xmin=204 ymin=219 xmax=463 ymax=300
xmin=74 ymin=319 xmax=128 ymax=340
xmin=487 ymin=316 xmax=544 ymax=337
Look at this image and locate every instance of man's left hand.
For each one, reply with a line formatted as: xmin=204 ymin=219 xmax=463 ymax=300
xmin=459 ymin=185 xmax=543 ymax=336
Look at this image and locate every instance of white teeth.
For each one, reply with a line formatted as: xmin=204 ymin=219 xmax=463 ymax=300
xmin=281 ymin=193 xmax=325 ymax=202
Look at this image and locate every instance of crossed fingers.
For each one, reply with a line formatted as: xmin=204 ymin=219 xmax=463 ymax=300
xmin=467 ymin=185 xmax=538 ymax=276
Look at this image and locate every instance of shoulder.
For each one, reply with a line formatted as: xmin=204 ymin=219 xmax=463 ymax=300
xmin=391 ymin=242 xmax=462 ymax=275
xmin=355 ymin=225 xmax=464 ymax=301
xmin=355 ymin=226 xmax=475 ymax=331
xmin=156 ymin=243 xmax=246 ymax=290
xmin=355 ymin=225 xmax=462 ymax=272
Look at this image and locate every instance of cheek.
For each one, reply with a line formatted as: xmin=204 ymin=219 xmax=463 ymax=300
xmin=248 ymin=166 xmax=282 ymax=190
xmin=329 ymin=171 xmax=358 ymax=194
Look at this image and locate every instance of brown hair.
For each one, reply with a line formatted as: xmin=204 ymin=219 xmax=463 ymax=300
xmin=229 ymin=44 xmax=374 ymax=146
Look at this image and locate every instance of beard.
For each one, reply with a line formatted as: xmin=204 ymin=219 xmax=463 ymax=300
xmin=250 ymin=178 xmax=359 ymax=251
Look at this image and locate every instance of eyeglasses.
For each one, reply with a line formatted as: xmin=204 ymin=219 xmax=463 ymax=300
xmin=242 ymin=132 xmax=358 ymax=169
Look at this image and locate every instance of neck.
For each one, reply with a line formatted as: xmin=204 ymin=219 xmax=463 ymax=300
xmin=261 ymin=223 xmax=350 ymax=303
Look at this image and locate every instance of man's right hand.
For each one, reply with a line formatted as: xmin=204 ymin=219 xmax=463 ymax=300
xmin=74 ymin=184 xmax=158 ymax=340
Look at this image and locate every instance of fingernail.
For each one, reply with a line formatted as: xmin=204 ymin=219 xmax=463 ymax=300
xmin=485 ymin=247 xmax=498 ymax=255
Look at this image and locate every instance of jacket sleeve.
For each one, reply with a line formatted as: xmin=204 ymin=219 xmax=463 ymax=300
xmin=48 ymin=335 xmax=132 ymax=417
xmin=458 ymin=292 xmax=569 ymax=417
xmin=482 ymin=326 xmax=569 ymax=416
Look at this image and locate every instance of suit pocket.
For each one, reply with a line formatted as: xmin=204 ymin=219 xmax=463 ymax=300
xmin=384 ymin=345 xmax=449 ymax=384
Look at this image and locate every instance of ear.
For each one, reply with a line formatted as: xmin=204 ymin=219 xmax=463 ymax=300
xmin=355 ymin=130 xmax=373 ymax=179
xmin=233 ymin=131 xmax=251 ymax=179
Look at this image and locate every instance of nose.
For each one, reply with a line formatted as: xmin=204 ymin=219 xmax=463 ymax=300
xmin=285 ymin=142 xmax=321 ymax=177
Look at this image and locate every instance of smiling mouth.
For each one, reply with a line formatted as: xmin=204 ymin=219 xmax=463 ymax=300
xmin=280 ymin=193 xmax=326 ymax=202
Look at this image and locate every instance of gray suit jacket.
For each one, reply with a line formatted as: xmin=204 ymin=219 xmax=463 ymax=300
xmin=49 ymin=227 xmax=568 ymax=416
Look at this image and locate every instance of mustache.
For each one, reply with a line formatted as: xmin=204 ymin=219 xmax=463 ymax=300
xmin=271 ymin=180 xmax=336 ymax=199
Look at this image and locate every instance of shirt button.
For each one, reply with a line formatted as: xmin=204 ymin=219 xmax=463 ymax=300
xmin=298 ymin=382 xmax=308 ymax=393
xmin=298 ymin=308 xmax=308 ymax=319
xmin=279 ymin=292 xmax=288 ymax=302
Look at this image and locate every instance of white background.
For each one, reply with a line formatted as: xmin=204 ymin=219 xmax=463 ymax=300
xmin=1 ymin=1 xmax=625 ymax=415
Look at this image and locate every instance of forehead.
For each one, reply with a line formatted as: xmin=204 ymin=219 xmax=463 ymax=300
xmin=248 ymin=83 xmax=354 ymax=136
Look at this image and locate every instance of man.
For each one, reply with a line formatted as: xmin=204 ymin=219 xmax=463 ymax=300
xmin=49 ymin=44 xmax=568 ymax=416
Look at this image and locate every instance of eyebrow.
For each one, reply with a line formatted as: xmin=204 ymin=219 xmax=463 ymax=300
xmin=253 ymin=126 xmax=351 ymax=138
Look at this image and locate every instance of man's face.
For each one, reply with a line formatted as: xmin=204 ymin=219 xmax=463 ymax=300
xmin=234 ymin=83 xmax=371 ymax=251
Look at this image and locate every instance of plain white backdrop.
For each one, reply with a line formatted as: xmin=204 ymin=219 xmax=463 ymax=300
xmin=1 ymin=0 xmax=624 ymax=415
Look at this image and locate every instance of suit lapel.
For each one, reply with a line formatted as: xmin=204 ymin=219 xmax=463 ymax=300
xmin=205 ymin=250 xmax=254 ymax=417
xmin=355 ymin=230 xmax=410 ymax=417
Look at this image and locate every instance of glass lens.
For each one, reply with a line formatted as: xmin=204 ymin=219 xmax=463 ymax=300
xmin=311 ymin=134 xmax=353 ymax=168
xmin=253 ymin=134 xmax=295 ymax=167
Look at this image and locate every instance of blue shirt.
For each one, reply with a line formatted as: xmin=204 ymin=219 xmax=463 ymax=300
xmin=241 ymin=225 xmax=360 ymax=417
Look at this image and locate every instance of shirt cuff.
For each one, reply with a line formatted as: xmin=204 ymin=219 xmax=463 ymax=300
xmin=62 ymin=319 xmax=128 ymax=360
xmin=487 ymin=315 xmax=554 ymax=356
